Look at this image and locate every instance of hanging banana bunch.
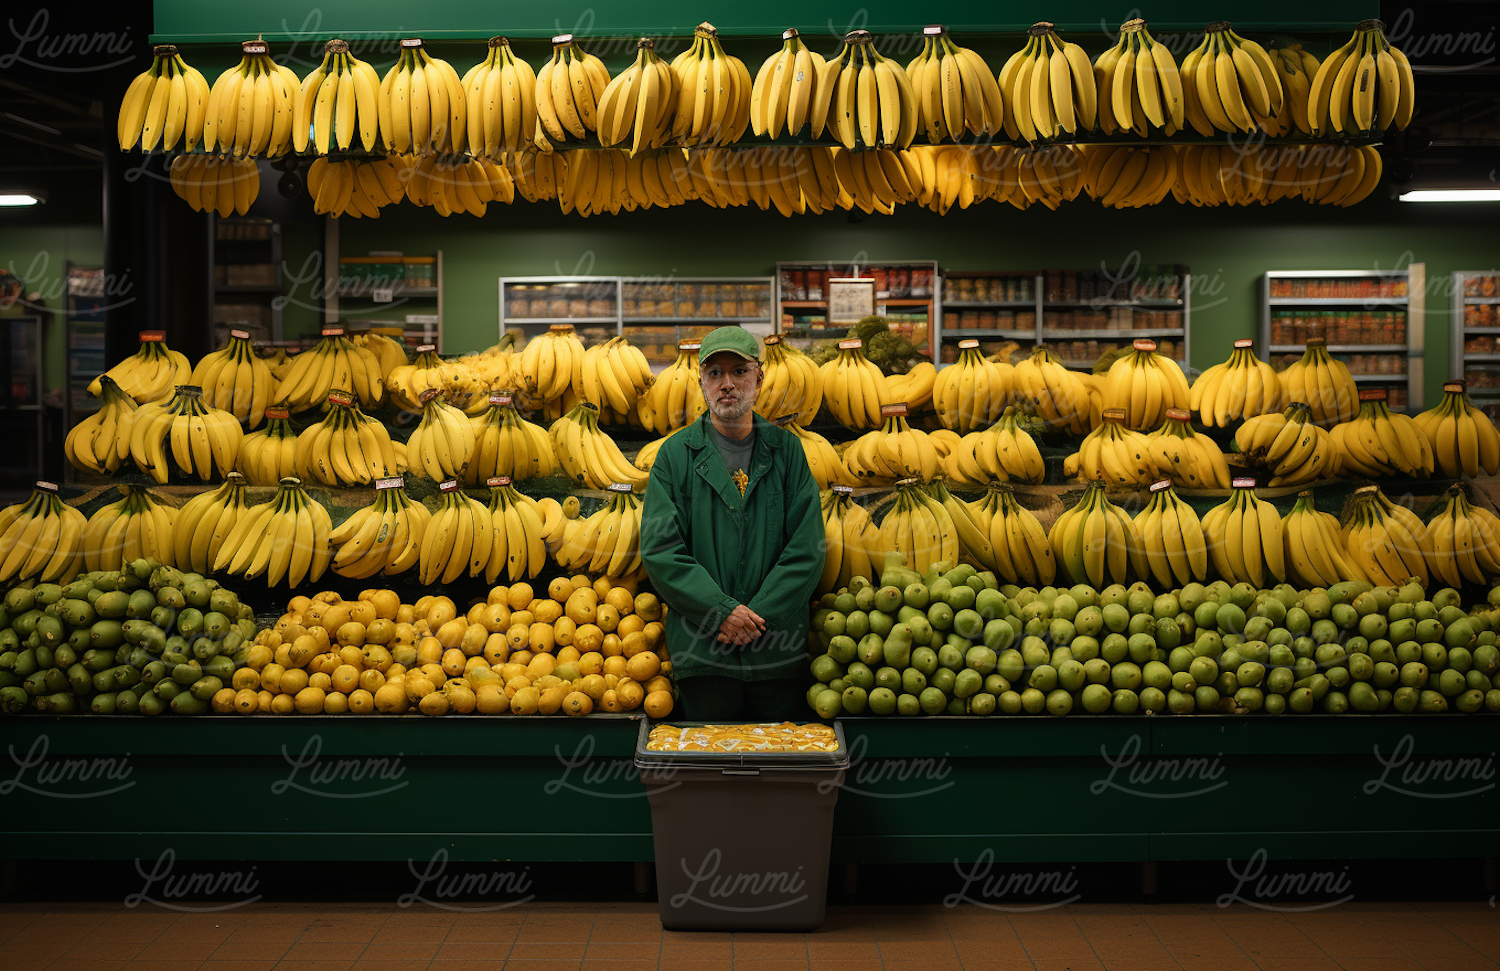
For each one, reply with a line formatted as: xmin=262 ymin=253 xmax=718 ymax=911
xmin=1310 ymin=18 xmax=1415 ymax=135
xmin=1095 ymin=19 xmax=1185 ymax=136
xmin=669 ymin=23 xmax=752 ymax=147
xmin=294 ymin=39 xmax=381 ymax=154
xmin=751 ymin=28 xmax=829 ymax=139
xmin=1000 ymin=22 xmax=1097 ymax=142
xmin=535 ymin=34 xmax=611 ymax=148
xmin=306 ymin=156 xmax=410 ymax=218
xmin=203 ymin=39 xmax=300 ymax=157
xmin=1262 ymin=44 xmax=1318 ymax=135
xmin=462 ymin=36 xmax=539 ymax=158
xmin=403 ymin=154 xmax=514 ymax=216
xmin=118 ymin=45 xmax=210 ymax=152
xmin=380 ymin=38 xmax=467 ymax=155
xmin=907 ymin=25 xmax=1006 ymax=141
xmin=1179 ymin=22 xmax=1283 ymax=136
xmin=819 ymin=30 xmax=917 ymax=151
xmin=597 ymin=38 xmax=678 ymax=156
xmin=169 ymin=155 xmax=260 ymax=217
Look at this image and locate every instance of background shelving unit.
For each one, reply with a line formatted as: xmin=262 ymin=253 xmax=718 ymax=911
xmin=938 ymin=265 xmax=1190 ymax=370
xmin=1449 ymin=269 xmax=1500 ymax=420
xmin=0 ymin=315 xmax=45 ymax=486
xmin=774 ymin=260 xmax=938 ymax=357
xmin=63 ymin=262 xmax=106 ymax=430
xmin=498 ymin=276 xmax=623 ymax=353
xmin=622 ymin=276 xmax=774 ymax=368
xmin=1260 ymin=267 xmax=1426 ymax=412
xmin=212 ymin=217 xmax=282 ymax=346
xmin=322 ymin=220 xmax=444 ymax=351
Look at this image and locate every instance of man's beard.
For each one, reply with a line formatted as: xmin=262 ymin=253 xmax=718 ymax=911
xmin=705 ymin=385 xmax=754 ymax=421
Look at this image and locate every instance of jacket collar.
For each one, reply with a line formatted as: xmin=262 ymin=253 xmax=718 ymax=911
xmin=683 ymin=411 xmax=784 ymax=451
xmin=686 ymin=412 xmax=783 ymax=508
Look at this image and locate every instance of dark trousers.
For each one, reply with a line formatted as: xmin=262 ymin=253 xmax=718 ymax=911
xmin=674 ymin=676 xmax=809 ymax=722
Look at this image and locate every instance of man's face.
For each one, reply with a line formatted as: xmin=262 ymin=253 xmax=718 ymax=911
xmin=701 ymin=351 xmax=762 ymax=421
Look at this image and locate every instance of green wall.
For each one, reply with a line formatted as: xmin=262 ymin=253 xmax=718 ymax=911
xmin=0 ymin=225 xmax=106 ymax=391
xmin=310 ymin=193 xmax=1500 ymax=404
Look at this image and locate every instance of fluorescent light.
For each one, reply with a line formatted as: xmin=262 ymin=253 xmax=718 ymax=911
xmin=1399 ymin=189 xmax=1500 ymax=203
xmin=0 ymin=193 xmax=41 ymax=207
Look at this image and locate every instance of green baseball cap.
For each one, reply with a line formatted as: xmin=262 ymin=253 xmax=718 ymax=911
xmin=698 ymin=325 xmax=761 ymax=363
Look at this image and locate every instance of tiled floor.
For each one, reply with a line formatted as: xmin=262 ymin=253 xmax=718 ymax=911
xmin=0 ymin=900 xmax=1495 ymax=971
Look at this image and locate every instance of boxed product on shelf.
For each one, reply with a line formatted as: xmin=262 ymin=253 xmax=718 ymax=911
xmin=1269 ymin=310 xmax=1407 ymax=345
xmin=1269 ymin=276 xmax=1407 ymax=299
xmin=1465 ymin=304 xmax=1498 ymax=327
xmin=213 ymin=303 xmax=269 ymax=329
xmin=225 ymin=264 xmax=277 ymax=287
xmin=403 ymin=259 xmax=435 ymax=288
xmin=1463 ymin=274 xmax=1499 ymax=297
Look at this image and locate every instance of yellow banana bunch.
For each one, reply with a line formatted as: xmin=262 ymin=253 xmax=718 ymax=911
xmin=597 ymin=38 xmax=677 ymax=155
xmin=1342 ymin=485 xmax=1430 ymax=586
xmin=168 ymin=154 xmax=260 ymax=216
xmin=751 ymin=28 xmax=829 ymax=139
xmin=1103 ymin=339 xmax=1191 ymax=431
xmin=89 ymin=332 xmax=192 ymax=404
xmin=1095 ymin=19 xmax=1185 ymax=136
xmin=553 ymin=148 xmax=655 ymax=217
xmin=1424 ymin=484 xmax=1500 ymax=588
xmin=1063 ymin=408 xmax=1159 ymax=487
xmin=819 ymin=338 xmax=892 ymax=431
xmin=467 ymin=393 xmax=558 ymax=485
xmin=637 ymin=340 xmax=706 ymax=435
xmin=553 ymin=483 xmax=646 ymax=578
xmin=273 ymin=327 xmax=386 ymax=412
xmin=380 ymin=38 xmax=467 ymax=155
xmin=407 ymin=389 xmax=477 ymax=482
xmin=1330 ymin=388 xmax=1435 ymax=478
xmin=172 ymin=473 xmax=251 ymax=574
xmin=237 ymin=406 xmax=301 ymax=486
xmin=1001 ymin=22 xmax=1098 ymax=141
xmin=1134 ymin=480 xmax=1211 ymax=588
xmin=924 ymin=479 xmax=998 ymax=573
xmin=668 ymin=23 xmax=751 ymax=148
xmin=329 ymin=478 xmax=432 ymax=579
xmin=518 ymin=324 xmax=586 ymax=406
xmin=1190 ymin=338 xmax=1286 ymax=427
xmin=64 ymin=376 xmax=137 ymax=475
xmin=202 ymin=39 xmax=300 ymax=157
xmin=385 ymin=345 xmax=448 ymax=413
xmin=0 ymin=482 xmax=87 ymax=583
xmin=1081 ymin=145 xmax=1179 ymax=208
xmin=535 ymin=34 xmax=611 ymax=147
xmin=884 ymin=361 xmax=937 ymax=413
xmin=417 ymin=480 xmax=493 ymax=585
xmin=580 ymin=336 xmax=653 ymax=424
xmin=1282 ymin=489 xmax=1367 ymax=587
xmin=461 ymin=36 xmax=539 ymax=158
xmin=293 ymin=391 xmax=400 ymax=487
xmin=970 ymin=484 xmax=1056 ymax=586
xmin=552 ymin=401 xmax=650 ymax=491
xmin=908 ymin=145 xmax=995 ymax=213
xmin=305 ymin=156 xmax=410 ymax=218
xmin=1294 ymin=145 xmax=1386 ymax=207
xmin=1412 ymin=380 xmax=1500 ymax=478
xmin=1310 ymin=18 xmax=1414 ymax=136
xmin=633 ymin=424 xmax=686 ymax=474
xmin=509 ymin=149 xmax=566 ymax=202
xmin=1144 ymin=409 xmax=1233 ymax=490
xmin=1201 ymin=479 xmax=1287 ymax=586
xmin=1278 ymin=338 xmax=1358 ymax=425
xmin=754 ymin=335 xmax=824 ymax=426
xmin=876 ymin=477 xmax=960 ymax=575
xmin=1179 ymin=22 xmax=1284 ymax=136
xmin=777 ymin=418 xmax=856 ymax=488
xmin=933 ymin=340 xmax=1009 ymax=432
xmin=1011 ymin=346 xmax=1092 ymax=435
xmin=189 ymin=330 xmax=279 ymax=429
xmin=842 ymin=404 xmax=941 ymax=484
xmin=82 ymin=485 xmax=177 ymax=573
xmin=834 ymin=148 xmax=919 ymax=215
xmin=293 ymin=40 xmax=381 ymax=154
xmin=483 ymin=477 xmax=549 ymax=583
xmin=1263 ymin=44 xmax=1319 ymax=135
xmin=1009 ymin=145 xmax=1087 ymax=210
xmin=263 ymin=346 xmax=294 ymax=381
xmin=214 ymin=477 xmax=331 ymax=585
xmin=1169 ymin=144 xmax=1260 ymax=206
xmin=128 ymin=385 xmax=244 ymax=484
xmin=118 ymin=44 xmax=210 ymax=152
xmin=404 ymin=154 xmax=515 ymax=216
xmin=1235 ymin=402 xmax=1340 ymax=486
xmin=907 ymin=25 xmax=1006 ymax=141
xmin=947 ymin=408 xmax=1046 ymax=485
xmin=818 ymin=30 xmax=917 ymax=151
xmin=817 ymin=486 xmax=881 ymax=592
xmin=1049 ymin=480 xmax=1149 ymax=587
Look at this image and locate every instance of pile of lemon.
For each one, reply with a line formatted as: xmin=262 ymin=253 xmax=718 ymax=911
xmin=224 ymin=576 xmax=673 ymax=717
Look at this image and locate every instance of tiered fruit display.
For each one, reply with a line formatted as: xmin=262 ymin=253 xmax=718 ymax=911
xmin=0 ymin=559 xmax=257 ymax=715
xmin=805 ymin=564 xmax=1500 ymax=718
xmin=242 ymin=581 xmax=671 ymax=717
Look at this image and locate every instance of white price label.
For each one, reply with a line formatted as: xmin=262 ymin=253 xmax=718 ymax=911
xmin=372 ymin=286 xmax=395 ymax=303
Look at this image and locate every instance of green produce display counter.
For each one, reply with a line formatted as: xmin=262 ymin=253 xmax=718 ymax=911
xmin=2 ymin=715 xmax=1493 ymax=864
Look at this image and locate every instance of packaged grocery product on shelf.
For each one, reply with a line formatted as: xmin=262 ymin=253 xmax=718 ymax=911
xmin=1269 ymin=276 xmax=1407 ymax=299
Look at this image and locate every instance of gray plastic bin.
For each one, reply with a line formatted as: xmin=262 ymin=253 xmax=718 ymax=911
xmin=634 ymin=720 xmax=849 ymax=931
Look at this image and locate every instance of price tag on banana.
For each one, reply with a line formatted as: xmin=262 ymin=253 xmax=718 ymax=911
xmin=376 ymin=477 xmax=404 ymax=490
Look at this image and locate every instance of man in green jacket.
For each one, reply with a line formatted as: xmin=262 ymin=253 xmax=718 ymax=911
xmin=641 ymin=326 xmax=823 ymax=721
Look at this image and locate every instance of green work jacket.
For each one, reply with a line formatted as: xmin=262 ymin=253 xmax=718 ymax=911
xmin=641 ymin=413 xmax=822 ymax=682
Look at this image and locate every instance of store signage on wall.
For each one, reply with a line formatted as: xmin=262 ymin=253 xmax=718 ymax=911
xmin=828 ymin=277 xmax=876 ymax=323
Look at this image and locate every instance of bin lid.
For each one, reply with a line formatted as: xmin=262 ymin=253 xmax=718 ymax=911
xmin=634 ymin=720 xmax=849 ymax=771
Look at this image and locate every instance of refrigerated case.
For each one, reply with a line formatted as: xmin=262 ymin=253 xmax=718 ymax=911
xmin=1260 ymin=267 xmax=1425 ymax=412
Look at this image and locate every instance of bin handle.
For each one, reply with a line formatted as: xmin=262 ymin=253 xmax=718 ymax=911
xmin=721 ymin=769 xmax=760 ymax=777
